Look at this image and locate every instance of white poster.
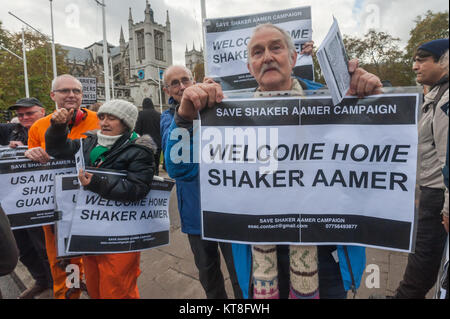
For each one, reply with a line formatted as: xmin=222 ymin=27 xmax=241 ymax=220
xmin=54 ymin=174 xmax=81 ymax=258
xmin=63 ymin=170 xmax=174 ymax=254
xmin=199 ymin=94 xmax=419 ymax=252
xmin=0 ymin=158 xmax=75 ymax=229
xmin=317 ymin=18 xmax=351 ymax=106
xmin=74 ymin=139 xmax=85 ymax=175
xmin=205 ymin=6 xmax=313 ymax=92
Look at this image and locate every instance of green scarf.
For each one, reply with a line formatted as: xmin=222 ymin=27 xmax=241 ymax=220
xmin=89 ymin=131 xmax=138 ymax=166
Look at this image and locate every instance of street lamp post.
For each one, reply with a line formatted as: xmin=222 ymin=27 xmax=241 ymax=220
xmin=0 ymin=43 xmax=28 ymax=96
xmin=146 ymin=76 xmax=163 ymax=114
xmin=0 ymin=44 xmax=23 ymax=60
xmin=8 ymin=11 xmax=57 ymax=80
xmin=98 ymin=0 xmax=111 ymax=101
xmin=157 ymin=67 xmax=162 ymax=114
xmin=49 ymin=0 xmax=57 ymax=79
xmin=21 ymin=28 xmax=30 ymax=98
xmin=110 ymin=57 xmax=115 ymax=99
xmin=200 ymin=0 xmax=208 ymax=76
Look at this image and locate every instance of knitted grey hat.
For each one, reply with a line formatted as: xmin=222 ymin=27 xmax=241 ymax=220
xmin=97 ymin=99 xmax=139 ymax=131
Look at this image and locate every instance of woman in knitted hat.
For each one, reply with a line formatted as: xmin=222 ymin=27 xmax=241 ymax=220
xmin=45 ymin=99 xmax=157 ymax=299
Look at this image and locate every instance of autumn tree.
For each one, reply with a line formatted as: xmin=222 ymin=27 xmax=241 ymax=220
xmin=0 ymin=22 xmax=68 ymax=116
xmin=312 ymin=49 xmax=325 ymax=84
xmin=405 ymin=10 xmax=449 ymax=60
xmin=401 ymin=10 xmax=449 ymax=84
xmin=0 ymin=21 xmax=11 ymax=48
xmin=314 ymin=11 xmax=448 ymax=87
xmin=344 ymin=30 xmax=414 ymax=86
xmin=193 ymin=62 xmax=205 ymax=83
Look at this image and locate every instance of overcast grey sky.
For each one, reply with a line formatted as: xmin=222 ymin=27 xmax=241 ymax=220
xmin=1 ymin=0 xmax=448 ymax=65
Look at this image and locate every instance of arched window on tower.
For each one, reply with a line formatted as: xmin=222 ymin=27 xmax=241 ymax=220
xmin=154 ymin=31 xmax=164 ymax=61
xmin=136 ymin=30 xmax=145 ymax=61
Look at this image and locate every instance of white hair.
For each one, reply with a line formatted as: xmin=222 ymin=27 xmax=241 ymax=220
xmin=247 ymin=23 xmax=297 ymax=63
xmin=51 ymin=74 xmax=82 ymax=91
xmin=162 ymin=65 xmax=193 ymax=87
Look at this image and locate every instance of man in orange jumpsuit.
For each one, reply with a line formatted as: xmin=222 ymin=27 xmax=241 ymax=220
xmin=25 ymin=74 xmax=99 ymax=299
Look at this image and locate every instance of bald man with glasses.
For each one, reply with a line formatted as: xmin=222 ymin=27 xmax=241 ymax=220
xmin=25 ymin=74 xmax=99 ymax=299
xmin=160 ymin=65 xmax=243 ymax=299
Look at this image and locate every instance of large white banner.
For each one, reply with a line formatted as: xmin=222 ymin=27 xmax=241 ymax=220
xmin=0 ymin=156 xmax=75 ymax=229
xmin=205 ymin=6 xmax=313 ymax=92
xmin=199 ymin=94 xmax=419 ymax=252
xmin=57 ymin=170 xmax=174 ymax=254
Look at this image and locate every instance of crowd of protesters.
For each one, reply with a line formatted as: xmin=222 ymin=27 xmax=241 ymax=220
xmin=0 ymin=21 xmax=448 ymax=300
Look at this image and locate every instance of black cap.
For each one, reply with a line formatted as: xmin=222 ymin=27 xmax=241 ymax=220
xmin=9 ymin=97 xmax=44 ymax=110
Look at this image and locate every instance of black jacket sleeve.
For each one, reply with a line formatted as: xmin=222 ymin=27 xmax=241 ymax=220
xmin=0 ymin=123 xmax=16 ymax=146
xmin=0 ymin=210 xmax=18 ymax=276
xmin=45 ymin=123 xmax=81 ymax=159
xmin=86 ymin=146 xmax=155 ymax=202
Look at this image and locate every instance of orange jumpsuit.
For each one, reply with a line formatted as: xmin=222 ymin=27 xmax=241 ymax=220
xmin=28 ymin=109 xmax=99 ymax=299
xmin=83 ymin=253 xmax=141 ymax=299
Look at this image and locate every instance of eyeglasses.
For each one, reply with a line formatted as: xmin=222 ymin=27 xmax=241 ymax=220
xmin=16 ymin=110 xmax=39 ymax=118
xmin=53 ymin=88 xmax=82 ymax=95
xmin=166 ymin=78 xmax=192 ymax=89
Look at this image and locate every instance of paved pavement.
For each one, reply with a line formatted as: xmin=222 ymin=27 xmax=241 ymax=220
xmin=1 ymin=170 xmax=437 ymax=300
xmin=0 ymin=271 xmax=22 ymax=299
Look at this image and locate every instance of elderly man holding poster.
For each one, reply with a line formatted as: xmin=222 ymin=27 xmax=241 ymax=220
xmin=166 ymin=23 xmax=382 ymax=299
xmin=161 ymin=65 xmax=243 ymax=299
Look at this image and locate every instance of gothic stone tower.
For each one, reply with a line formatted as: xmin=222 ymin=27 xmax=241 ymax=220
xmin=128 ymin=0 xmax=173 ymax=107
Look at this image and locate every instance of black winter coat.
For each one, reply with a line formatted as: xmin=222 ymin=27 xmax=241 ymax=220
xmin=135 ymin=108 xmax=161 ymax=149
xmin=0 ymin=123 xmax=28 ymax=145
xmin=45 ymin=124 xmax=156 ymax=202
xmin=0 ymin=209 xmax=18 ymax=276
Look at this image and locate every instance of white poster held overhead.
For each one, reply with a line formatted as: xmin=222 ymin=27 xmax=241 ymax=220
xmin=205 ymin=6 xmax=313 ymax=92
xmin=199 ymin=93 xmax=419 ymax=252
xmin=64 ymin=170 xmax=174 ymax=254
xmin=317 ymin=17 xmax=351 ymax=106
xmin=0 ymin=158 xmax=75 ymax=229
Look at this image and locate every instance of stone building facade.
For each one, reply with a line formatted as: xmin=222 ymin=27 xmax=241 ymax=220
xmin=61 ymin=1 xmax=172 ymax=108
xmin=185 ymin=42 xmax=204 ymax=75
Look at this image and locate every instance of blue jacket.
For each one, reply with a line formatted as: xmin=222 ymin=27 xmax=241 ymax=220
xmin=441 ymin=101 xmax=449 ymax=189
xmin=164 ymin=79 xmax=366 ymax=298
xmin=160 ymin=99 xmax=176 ymax=155
xmin=161 ymin=101 xmax=201 ymax=234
